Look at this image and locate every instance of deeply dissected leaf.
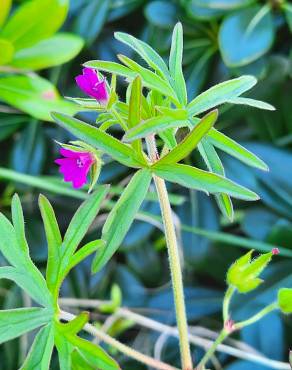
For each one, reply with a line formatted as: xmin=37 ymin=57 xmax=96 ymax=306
xmin=187 ymin=75 xmax=257 ymax=116
xmin=11 ymin=194 xmax=30 ymax=256
xmin=0 ymin=266 xmax=50 ymax=307
xmin=39 ymin=195 xmax=62 ymax=293
xmin=0 ymin=0 xmax=68 ymax=50
xmin=59 ymin=187 xmax=109 ymax=279
xmin=154 ymin=110 xmax=218 ymax=165
xmin=0 ymin=75 xmax=78 ymax=121
xmin=227 ymin=250 xmax=273 ymax=293
xmin=57 ymin=318 xmax=119 ymax=370
xmin=169 ymin=22 xmax=187 ymax=105
xmin=60 ymin=313 xmax=89 ymax=336
xmin=20 ymin=324 xmax=54 ymax=370
xmin=10 ymin=33 xmax=84 ymax=70
xmin=0 ymin=307 xmax=52 ymax=344
xmin=278 ymin=288 xmax=292 ymax=314
xmin=68 ymin=336 xmax=120 ymax=370
xmin=52 ymin=112 xmax=146 ymax=168
xmin=92 ymin=169 xmax=152 ymax=272
xmin=153 ymin=163 xmax=259 ymax=201
xmin=0 ymin=197 xmax=51 ymax=306
xmin=67 ymin=240 xmax=105 ymax=273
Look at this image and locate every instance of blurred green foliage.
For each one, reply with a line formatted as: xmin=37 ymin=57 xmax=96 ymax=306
xmin=0 ymin=0 xmax=291 ymax=369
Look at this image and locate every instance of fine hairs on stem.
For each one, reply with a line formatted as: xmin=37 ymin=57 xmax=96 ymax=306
xmin=146 ymin=135 xmax=193 ymax=370
xmin=60 ymin=298 xmax=291 ymax=370
xmin=59 ymin=311 xmax=179 ymax=370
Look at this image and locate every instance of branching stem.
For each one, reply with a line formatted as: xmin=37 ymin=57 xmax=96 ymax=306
xmin=60 ymin=310 xmax=179 ymax=370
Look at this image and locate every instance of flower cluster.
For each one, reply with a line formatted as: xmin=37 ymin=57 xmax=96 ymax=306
xmin=55 ymin=68 xmax=107 ymax=189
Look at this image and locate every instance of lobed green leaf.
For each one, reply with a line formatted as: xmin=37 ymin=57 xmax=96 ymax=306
xmin=92 ymin=169 xmax=152 ymax=273
xmin=20 ymin=324 xmax=54 ymax=370
xmin=0 ymin=307 xmax=52 ymax=344
xmin=39 ymin=194 xmax=62 ymax=293
xmin=227 ymin=250 xmax=273 ymax=293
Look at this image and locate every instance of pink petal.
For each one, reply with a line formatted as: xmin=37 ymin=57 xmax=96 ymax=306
xmin=59 ymin=148 xmax=79 ymax=158
xmin=93 ymin=80 xmax=109 ymax=102
xmin=75 ymin=75 xmax=93 ymax=96
xmin=83 ymin=67 xmax=100 ymax=84
xmin=72 ymin=175 xmax=88 ymax=189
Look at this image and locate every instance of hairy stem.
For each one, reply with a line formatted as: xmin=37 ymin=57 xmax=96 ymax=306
xmin=235 ymin=302 xmax=278 ymax=330
xmin=223 ymin=286 xmax=235 ymax=323
xmin=197 ymin=330 xmax=228 ymax=369
xmin=60 ymin=297 xmax=291 ymax=370
xmin=60 ymin=310 xmax=179 ymax=370
xmin=146 ymin=136 xmax=193 ymax=370
xmin=197 ymin=301 xmax=279 ymax=369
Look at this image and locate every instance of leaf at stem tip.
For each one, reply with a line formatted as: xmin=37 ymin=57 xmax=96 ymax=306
xmin=114 ymin=31 xmax=170 ymax=79
xmin=169 ymin=22 xmax=187 ymax=105
xmin=227 ymin=250 xmax=275 ymax=293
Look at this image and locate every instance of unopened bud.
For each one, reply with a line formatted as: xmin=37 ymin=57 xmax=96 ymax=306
xmin=272 ymin=248 xmax=280 ymax=255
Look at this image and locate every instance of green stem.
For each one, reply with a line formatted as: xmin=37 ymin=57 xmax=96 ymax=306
xmin=235 ymin=302 xmax=278 ymax=330
xmin=223 ymin=286 xmax=235 ymax=323
xmin=60 ymin=311 xmax=179 ymax=370
xmin=146 ymin=137 xmax=193 ymax=370
xmin=197 ymin=329 xmax=228 ymax=369
xmin=111 ymin=106 xmax=128 ymax=131
xmin=197 ymin=301 xmax=278 ymax=369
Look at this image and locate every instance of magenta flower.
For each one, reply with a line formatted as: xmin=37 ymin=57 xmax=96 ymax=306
xmin=55 ymin=148 xmax=95 ymax=189
xmin=75 ymin=68 xmax=109 ymax=104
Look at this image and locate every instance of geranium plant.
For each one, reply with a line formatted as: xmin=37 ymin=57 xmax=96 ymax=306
xmin=0 ymin=23 xmax=291 ymax=370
